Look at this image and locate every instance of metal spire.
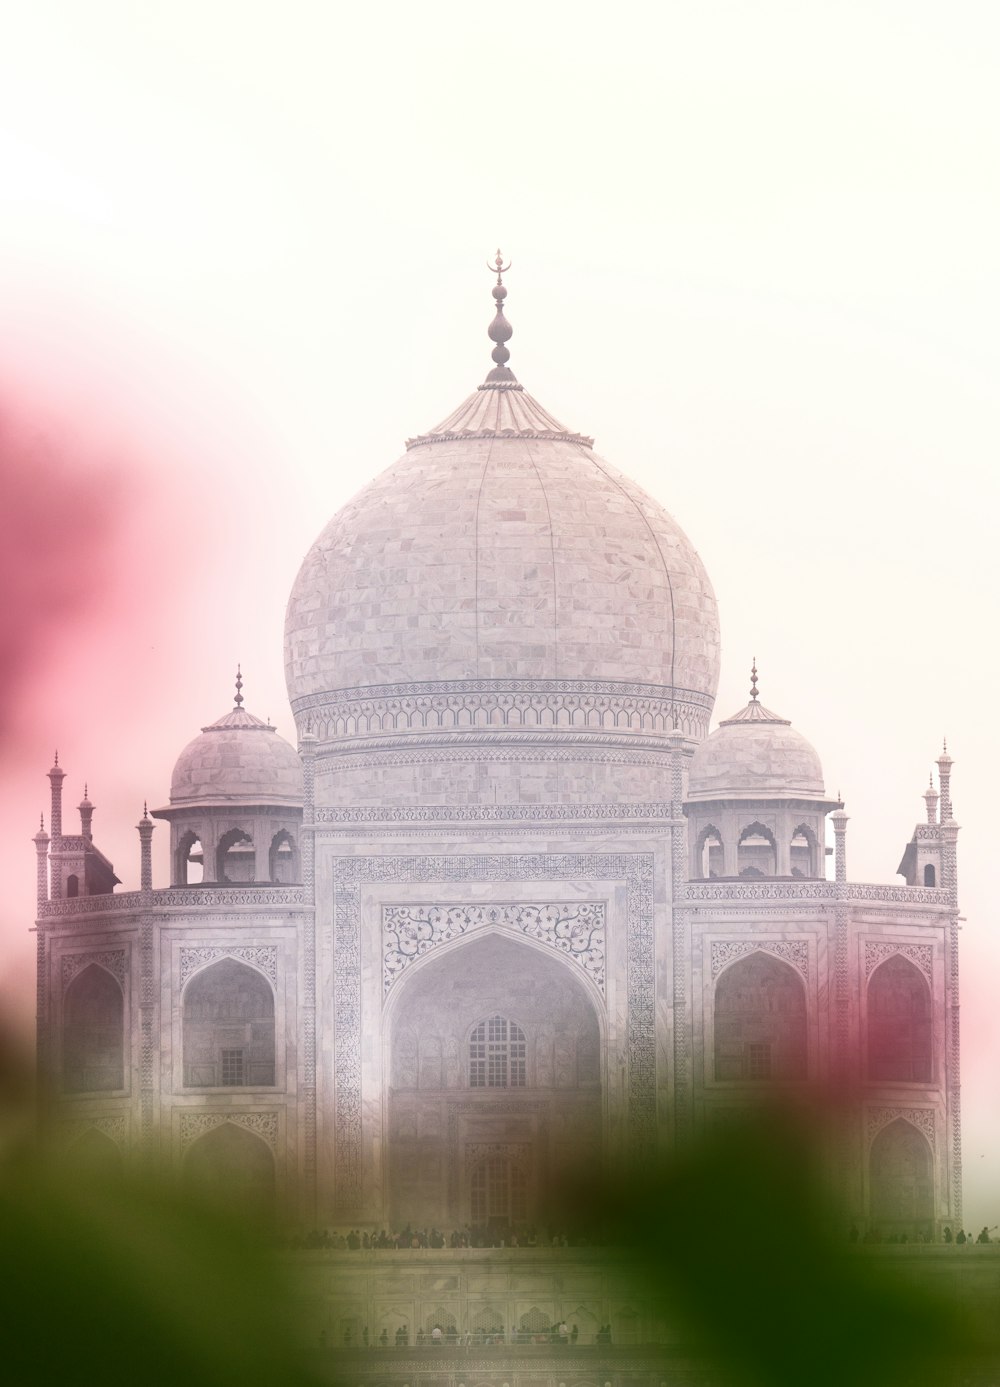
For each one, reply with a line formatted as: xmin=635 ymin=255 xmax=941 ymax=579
xmin=485 ymin=249 xmax=515 ymax=384
xmin=750 ymin=657 xmax=759 ymax=703
xmin=234 ymin=665 xmax=244 ymax=708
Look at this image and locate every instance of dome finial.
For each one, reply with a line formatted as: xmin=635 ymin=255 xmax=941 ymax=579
xmin=750 ymin=657 xmax=759 ymax=703
xmin=234 ymin=665 xmax=244 ymax=708
xmin=484 ymin=249 xmax=516 ymax=385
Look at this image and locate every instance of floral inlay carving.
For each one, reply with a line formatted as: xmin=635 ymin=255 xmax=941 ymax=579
xmin=179 ymin=945 xmax=278 ymax=989
xmin=866 ymin=1106 xmax=936 ymax=1149
xmin=710 ymin=939 xmax=809 ymax=980
xmin=382 ymin=902 xmax=605 ymax=996
xmin=61 ymin=949 xmax=127 ymax=993
xmin=178 ymin=1110 xmax=279 ymax=1151
xmin=864 ymin=941 xmax=933 ymax=982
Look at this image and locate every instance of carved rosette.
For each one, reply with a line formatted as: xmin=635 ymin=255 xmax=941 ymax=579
xmin=178 ymin=1110 xmax=279 ymax=1152
xmin=710 ymin=939 xmax=809 ymax=981
xmin=866 ymin=1106 xmax=936 ymax=1149
xmin=61 ymin=948 xmax=128 ymax=993
xmin=863 ymin=941 xmax=933 ymax=982
xmin=382 ymin=902 xmax=606 ymax=996
xmin=178 ymin=945 xmax=278 ymax=990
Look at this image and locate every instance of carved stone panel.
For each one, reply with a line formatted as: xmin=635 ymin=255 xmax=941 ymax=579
xmin=864 ymin=941 xmax=933 ymax=983
xmin=178 ymin=1109 xmax=279 ymax=1151
xmin=382 ymin=903 xmax=606 ymax=996
xmin=178 ymin=944 xmax=279 ymax=989
xmin=710 ymin=939 xmax=809 ymax=981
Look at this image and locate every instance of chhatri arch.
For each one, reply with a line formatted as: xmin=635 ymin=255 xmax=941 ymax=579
xmin=382 ymin=927 xmax=606 ymax=1230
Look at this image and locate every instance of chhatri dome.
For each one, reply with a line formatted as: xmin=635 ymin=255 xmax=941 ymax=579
xmin=167 ymin=670 xmax=304 ymax=809
xmin=284 ymin=256 xmax=721 ymax=801
xmin=687 ymin=661 xmax=826 ymax=802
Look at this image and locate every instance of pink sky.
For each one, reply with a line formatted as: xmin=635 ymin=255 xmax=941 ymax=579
xmin=2 ymin=1 xmax=998 ymax=1227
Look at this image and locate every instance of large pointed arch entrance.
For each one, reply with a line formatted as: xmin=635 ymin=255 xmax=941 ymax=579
xmin=385 ymin=932 xmax=604 ymax=1233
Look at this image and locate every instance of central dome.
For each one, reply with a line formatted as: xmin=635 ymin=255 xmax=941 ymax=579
xmin=286 ymin=384 xmax=719 ymax=709
xmin=284 ymin=273 xmax=721 ymax=807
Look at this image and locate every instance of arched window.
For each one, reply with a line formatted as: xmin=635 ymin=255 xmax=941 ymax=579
xmin=737 ymin=823 xmax=776 ymax=877
xmin=268 ymin=829 xmax=298 ymax=883
xmin=870 ymin=1119 xmax=933 ymax=1228
xmin=63 ymin=964 xmax=124 ymax=1093
xmin=868 ymin=955 xmax=932 ymax=1082
xmin=216 ymin=828 xmax=254 ymax=883
xmin=790 ymin=825 xmax=816 ymax=878
xmin=66 ymin=874 xmax=79 ymax=898
xmin=470 ymin=1156 xmax=527 ymax=1227
xmin=697 ymin=826 xmax=724 ymax=879
xmin=923 ymin=864 xmax=936 ymax=887
xmin=183 ymin=958 xmax=275 ymax=1088
xmin=175 ymin=831 xmax=204 ymax=885
xmin=469 ymin=1014 xmax=526 ymax=1088
xmin=714 ymin=953 xmax=807 ymax=1082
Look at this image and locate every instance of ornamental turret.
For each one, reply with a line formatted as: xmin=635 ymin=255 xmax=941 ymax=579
xmin=684 ymin=661 xmax=841 ymax=880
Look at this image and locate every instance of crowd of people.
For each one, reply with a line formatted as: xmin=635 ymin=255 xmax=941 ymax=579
xmin=848 ymin=1224 xmax=994 ymax=1244
xmin=322 ymin=1321 xmax=613 ymax=1349
xmin=292 ymin=1224 xmax=604 ymax=1251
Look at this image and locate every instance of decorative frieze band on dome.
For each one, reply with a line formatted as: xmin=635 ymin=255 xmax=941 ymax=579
xmin=405 ymin=383 xmax=594 ymax=449
xmin=293 ymin=681 xmax=715 ymax=747
xmin=382 ymin=901 xmax=606 ymax=996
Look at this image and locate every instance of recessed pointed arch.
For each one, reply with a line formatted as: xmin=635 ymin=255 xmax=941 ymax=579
xmin=869 ymin=1117 xmax=934 ymax=1228
xmin=868 ymin=955 xmax=932 ymax=1082
xmin=63 ymin=962 xmax=124 ymax=1093
xmin=714 ymin=950 xmax=807 ymax=1082
xmin=183 ymin=1121 xmax=275 ymax=1216
xmin=68 ymin=1126 xmax=124 ymax=1178
xmin=182 ymin=957 xmax=275 ymax=1088
xmin=385 ymin=930 xmax=604 ymax=1231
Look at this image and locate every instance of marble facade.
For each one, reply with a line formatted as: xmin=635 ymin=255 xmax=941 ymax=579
xmin=35 ymin=279 xmax=961 ymax=1255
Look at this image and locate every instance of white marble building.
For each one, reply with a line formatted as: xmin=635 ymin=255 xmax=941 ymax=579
xmin=34 ymin=263 xmax=961 ymax=1242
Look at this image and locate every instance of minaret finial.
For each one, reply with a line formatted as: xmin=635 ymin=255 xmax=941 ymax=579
xmin=750 ymin=657 xmax=759 ymax=703
xmin=234 ymin=665 xmax=244 ymax=708
xmin=484 ymin=249 xmax=516 ymax=384
xmin=53 ymin=749 xmax=58 ymax=767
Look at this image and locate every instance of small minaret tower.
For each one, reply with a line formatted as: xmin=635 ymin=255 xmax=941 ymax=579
xmin=78 ymin=785 xmax=94 ymax=841
xmin=47 ymin=754 xmax=65 ymax=900
xmin=33 ymin=814 xmax=50 ymax=910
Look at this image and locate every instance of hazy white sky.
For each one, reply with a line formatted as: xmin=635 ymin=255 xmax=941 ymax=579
xmin=1 ymin=1 xmax=997 ymax=1224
